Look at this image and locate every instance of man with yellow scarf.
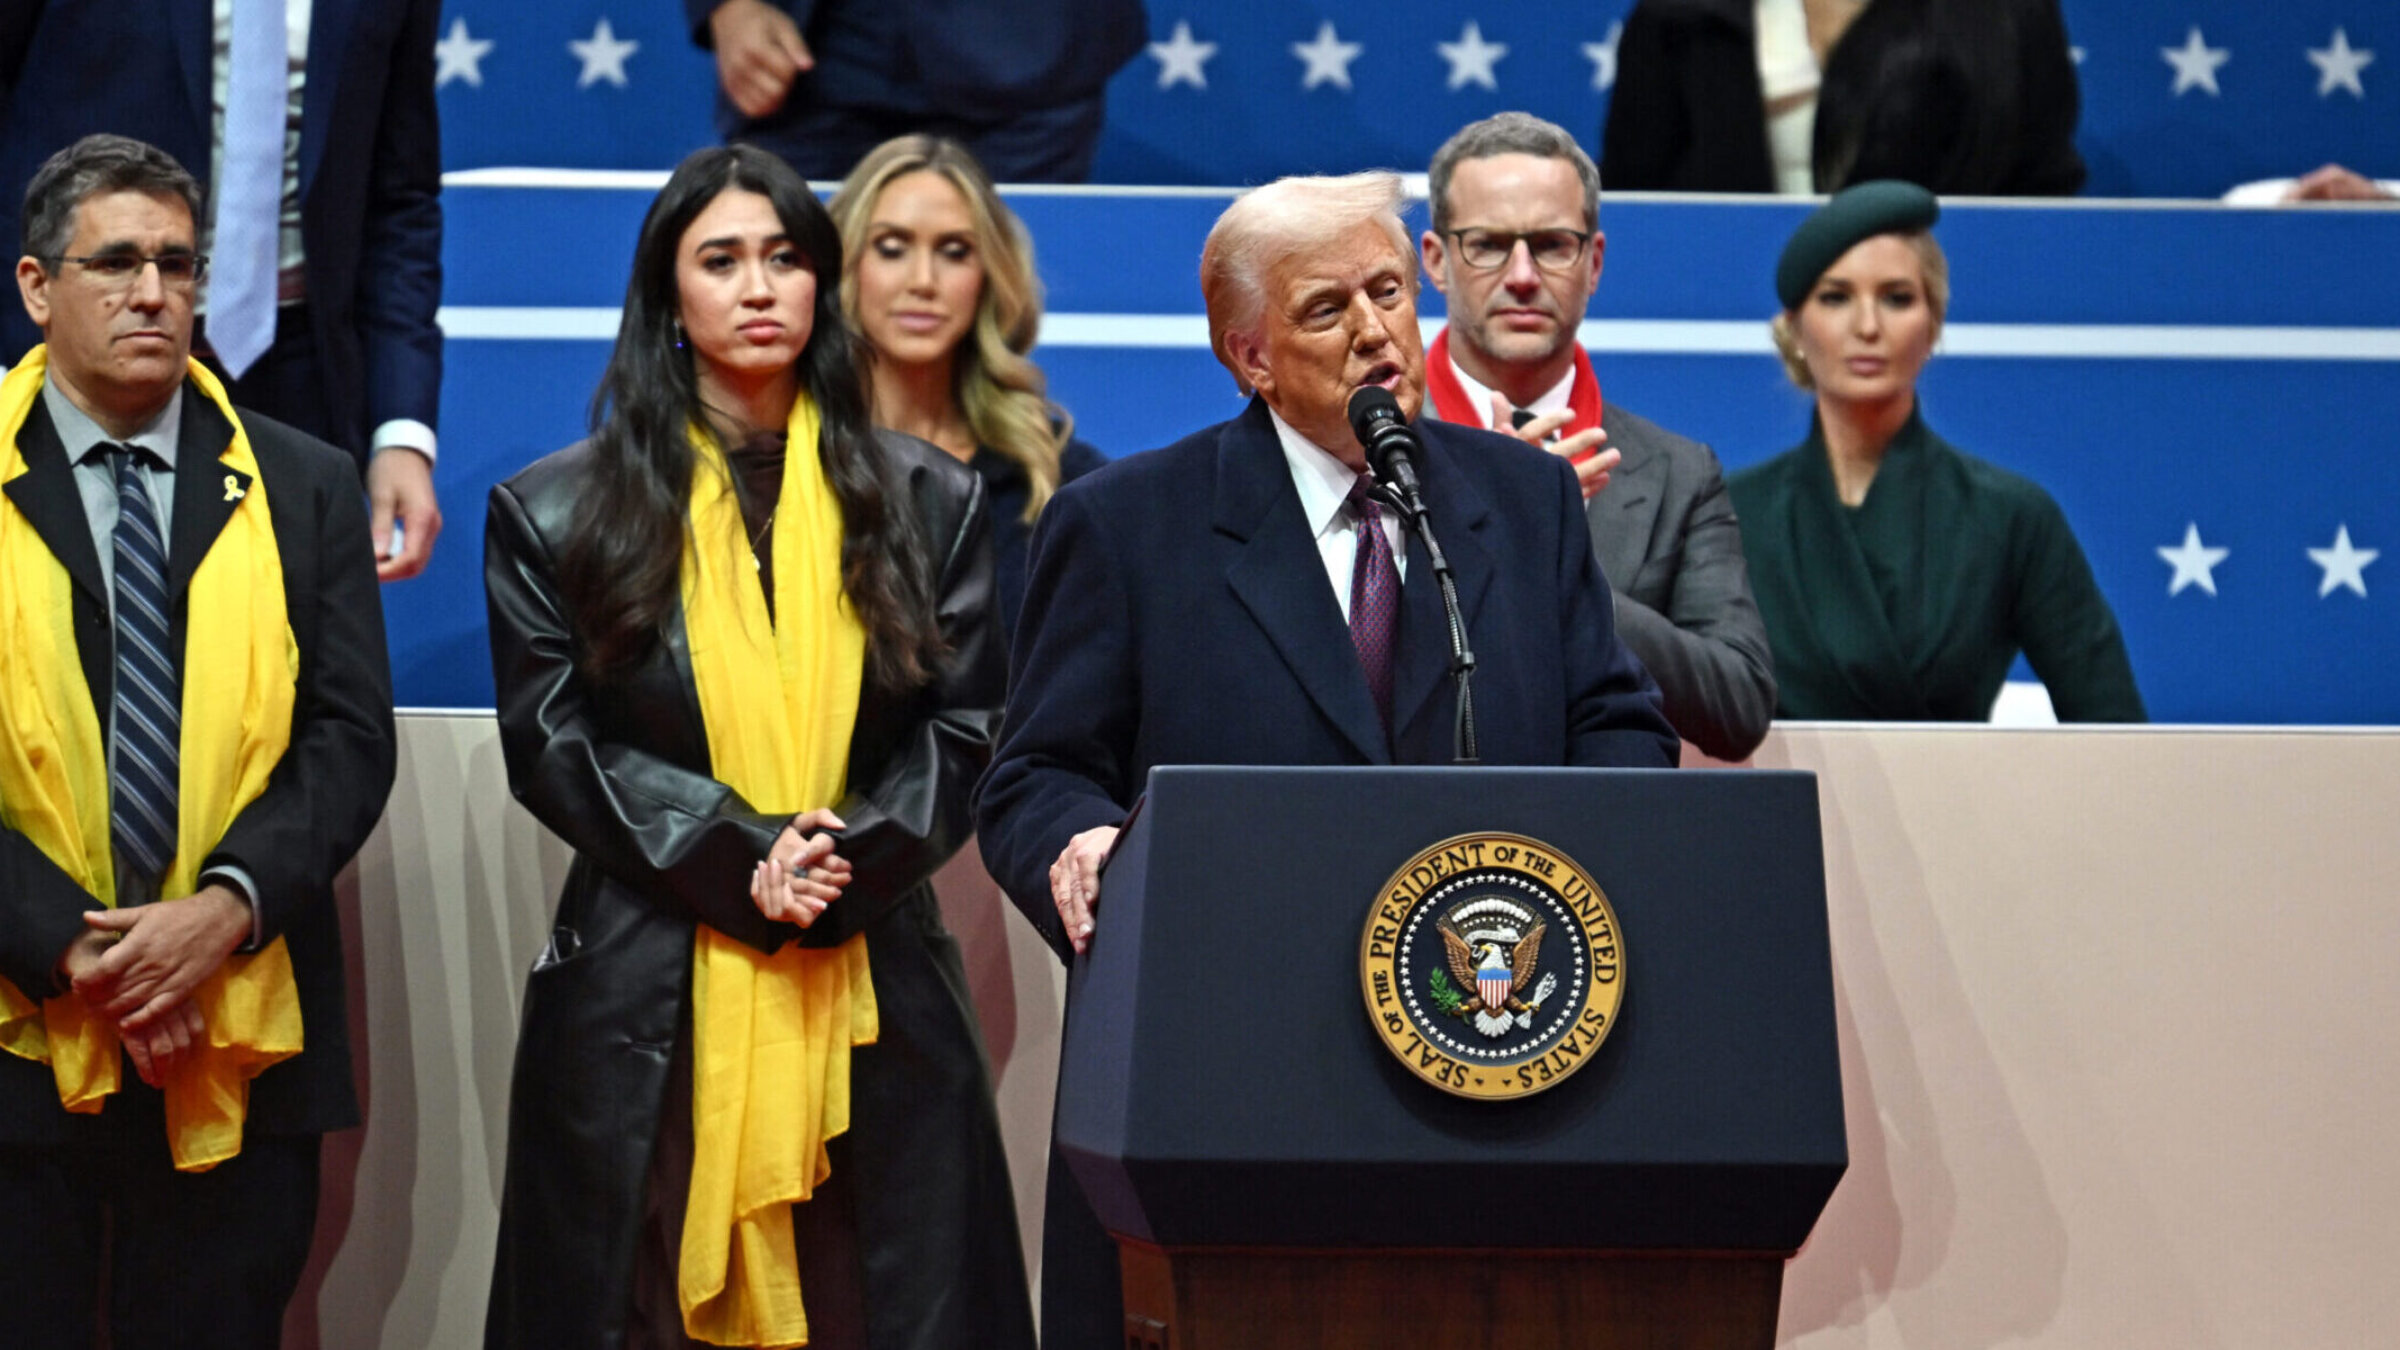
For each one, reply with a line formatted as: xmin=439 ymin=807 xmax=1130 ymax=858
xmin=0 ymin=135 xmax=394 ymax=1347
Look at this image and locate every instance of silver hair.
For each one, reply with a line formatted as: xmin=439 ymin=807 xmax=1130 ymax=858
xmin=1200 ymin=171 xmax=1412 ymax=390
xmin=21 ymin=134 xmax=204 ymax=263
xmin=1426 ymin=112 xmax=1602 ymax=234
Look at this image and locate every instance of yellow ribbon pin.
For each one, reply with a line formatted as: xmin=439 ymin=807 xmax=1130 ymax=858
xmin=224 ymin=474 xmax=244 ymax=502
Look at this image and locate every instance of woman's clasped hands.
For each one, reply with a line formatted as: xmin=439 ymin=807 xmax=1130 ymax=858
xmin=750 ymin=807 xmax=850 ymax=925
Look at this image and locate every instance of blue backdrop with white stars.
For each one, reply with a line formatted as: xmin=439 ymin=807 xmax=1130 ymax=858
xmin=434 ymin=3 xmax=2393 ymax=195
xmin=404 ymin=6 xmax=2397 ymax=725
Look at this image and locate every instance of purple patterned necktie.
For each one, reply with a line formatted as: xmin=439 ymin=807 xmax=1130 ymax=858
xmin=1346 ymin=475 xmax=1399 ymax=734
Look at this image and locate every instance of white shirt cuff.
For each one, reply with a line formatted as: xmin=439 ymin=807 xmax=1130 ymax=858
xmin=370 ymin=418 xmax=437 ymax=468
xmin=198 ymin=864 xmax=266 ymax=951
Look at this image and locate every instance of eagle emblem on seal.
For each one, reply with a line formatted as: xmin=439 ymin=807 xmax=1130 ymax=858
xmin=1438 ymin=907 xmax=1557 ymax=1038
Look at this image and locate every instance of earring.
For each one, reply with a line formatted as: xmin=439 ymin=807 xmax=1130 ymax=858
xmin=673 ymin=320 xmax=687 ymax=350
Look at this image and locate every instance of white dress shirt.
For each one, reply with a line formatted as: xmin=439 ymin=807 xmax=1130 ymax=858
xmin=1267 ymin=406 xmax=1407 ymax=622
xmin=1443 ymin=350 xmax=1575 ymax=431
xmin=207 ymin=0 xmax=436 ymax=464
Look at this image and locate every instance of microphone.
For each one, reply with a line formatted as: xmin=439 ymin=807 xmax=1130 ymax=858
xmin=1346 ymin=386 xmax=1426 ymax=509
xmin=1342 ymin=385 xmax=1480 ymax=763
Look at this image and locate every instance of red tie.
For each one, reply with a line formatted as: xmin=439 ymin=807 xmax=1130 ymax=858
xmin=1346 ymin=475 xmax=1399 ymax=735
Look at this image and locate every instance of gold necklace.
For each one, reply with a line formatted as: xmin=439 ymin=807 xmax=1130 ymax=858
xmin=749 ymin=508 xmax=776 ymax=570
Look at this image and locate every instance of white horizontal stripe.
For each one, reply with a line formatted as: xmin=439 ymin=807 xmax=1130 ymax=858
xmin=436 ymin=307 xmax=2400 ymax=361
xmin=440 ymin=307 xmax=623 ymax=339
xmin=443 ymin=167 xmax=671 ymax=190
xmin=437 ymin=168 xmax=2236 ymax=210
xmin=437 ymin=168 xmax=1259 ymax=201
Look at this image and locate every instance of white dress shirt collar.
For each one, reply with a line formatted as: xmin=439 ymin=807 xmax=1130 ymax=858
xmin=1266 ymin=404 xmax=1406 ymax=620
xmin=1445 ymin=348 xmax=1575 ymax=430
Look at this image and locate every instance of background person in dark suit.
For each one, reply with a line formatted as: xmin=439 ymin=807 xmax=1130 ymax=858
xmin=1419 ymin=113 xmax=1776 ymax=762
xmin=689 ymin=0 xmax=1148 ymax=182
xmin=0 ymin=134 xmax=394 ymax=1349
xmin=1601 ymin=0 xmax=2085 ymax=197
xmin=974 ymin=171 xmax=1678 ymax=1350
xmin=0 ymin=0 xmax=446 ymax=580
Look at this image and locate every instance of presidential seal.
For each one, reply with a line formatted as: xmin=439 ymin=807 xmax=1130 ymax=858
xmin=1359 ymin=833 xmax=1624 ymax=1100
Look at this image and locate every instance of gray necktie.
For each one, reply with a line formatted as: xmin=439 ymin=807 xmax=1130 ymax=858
xmin=210 ymin=0 xmax=286 ymax=377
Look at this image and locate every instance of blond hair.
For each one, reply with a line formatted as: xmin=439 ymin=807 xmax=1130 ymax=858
xmin=830 ymin=135 xmax=1071 ymax=522
xmin=1199 ymin=172 xmax=1414 ymax=392
xmin=1770 ymin=230 xmax=1951 ymax=391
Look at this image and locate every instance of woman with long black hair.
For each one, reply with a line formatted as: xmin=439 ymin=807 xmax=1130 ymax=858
xmin=481 ymin=144 xmax=1033 ymax=1350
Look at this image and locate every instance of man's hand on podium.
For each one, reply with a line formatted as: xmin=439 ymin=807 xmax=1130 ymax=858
xmin=1049 ymin=824 xmax=1120 ymax=955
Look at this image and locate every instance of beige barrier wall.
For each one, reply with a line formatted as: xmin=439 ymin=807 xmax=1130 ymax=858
xmin=287 ymin=715 xmax=2400 ymax=1348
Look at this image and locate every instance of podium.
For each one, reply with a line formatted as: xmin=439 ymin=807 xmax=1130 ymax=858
xmin=1056 ymin=766 xmax=1845 ymax=1350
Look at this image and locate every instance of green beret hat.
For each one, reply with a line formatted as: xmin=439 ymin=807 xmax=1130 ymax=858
xmin=1775 ymin=180 xmax=1940 ymax=310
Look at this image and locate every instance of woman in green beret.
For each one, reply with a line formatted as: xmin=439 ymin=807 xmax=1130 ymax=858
xmin=1727 ymin=181 xmax=2144 ymax=721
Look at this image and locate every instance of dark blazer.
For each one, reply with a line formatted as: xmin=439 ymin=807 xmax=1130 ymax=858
xmin=1601 ymin=0 xmax=2085 ymax=196
xmin=975 ymin=397 xmax=1680 ymax=960
xmin=685 ymin=0 xmax=1146 ymax=122
xmin=481 ymin=431 xmax=1032 ymax=1349
xmin=0 ymin=0 xmax=444 ymax=466
xmin=973 ymin=435 xmax=1107 ymax=652
xmin=0 ymin=386 xmax=396 ymax=1143
xmin=1589 ymin=403 xmax=1776 ymax=761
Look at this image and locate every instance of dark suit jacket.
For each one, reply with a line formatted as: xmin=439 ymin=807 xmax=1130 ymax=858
xmin=1601 ymin=0 xmax=2084 ymax=196
xmin=974 ymin=435 xmax=1107 ymax=652
xmin=1590 ymin=403 xmax=1776 ymax=761
xmin=481 ymin=431 xmax=1032 ymax=1349
xmin=975 ymin=398 xmax=1679 ymax=960
xmin=0 ymin=0 xmax=444 ymax=466
xmin=0 ymin=385 xmax=396 ymax=1143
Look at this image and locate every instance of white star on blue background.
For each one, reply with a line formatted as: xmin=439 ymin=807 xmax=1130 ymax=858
xmin=1439 ymin=21 xmax=1507 ymax=91
xmin=570 ymin=17 xmax=639 ymax=90
xmin=2163 ymin=27 xmax=2230 ymax=97
xmin=1293 ymin=22 xmax=1363 ymax=92
xmin=2308 ymin=28 xmax=2374 ymax=99
xmin=1150 ymin=21 xmax=1218 ymax=90
xmin=434 ymin=18 xmax=493 ymax=90
xmin=2308 ymin=525 xmax=2378 ymax=598
xmin=1583 ymin=23 xmax=1622 ymax=92
xmin=2158 ymin=523 xmax=2230 ymax=597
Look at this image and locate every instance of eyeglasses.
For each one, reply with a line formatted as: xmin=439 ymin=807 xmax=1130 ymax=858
xmin=46 ymin=251 xmax=209 ymax=290
xmin=1442 ymin=228 xmax=1592 ymax=273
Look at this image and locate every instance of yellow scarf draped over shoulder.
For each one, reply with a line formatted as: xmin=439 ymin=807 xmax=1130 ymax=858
xmin=678 ymin=392 xmax=878 ymax=1348
xmin=0 ymin=348 xmax=304 ymax=1171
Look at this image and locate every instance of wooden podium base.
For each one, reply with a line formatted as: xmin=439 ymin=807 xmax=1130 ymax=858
xmin=1119 ymin=1242 xmax=1785 ymax=1350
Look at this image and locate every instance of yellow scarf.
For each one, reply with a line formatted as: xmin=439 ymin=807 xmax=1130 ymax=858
xmin=678 ymin=394 xmax=879 ymax=1348
xmin=0 ymin=347 xmax=304 ymax=1171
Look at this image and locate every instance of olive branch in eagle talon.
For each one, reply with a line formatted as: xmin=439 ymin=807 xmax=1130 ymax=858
xmin=1440 ymin=919 xmax=1547 ymax=1038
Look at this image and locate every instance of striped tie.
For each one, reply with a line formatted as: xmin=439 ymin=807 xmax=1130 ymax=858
xmin=108 ymin=445 xmax=179 ymax=882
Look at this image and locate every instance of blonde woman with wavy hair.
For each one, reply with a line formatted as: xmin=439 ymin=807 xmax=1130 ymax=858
xmin=831 ymin=135 xmax=1106 ymax=641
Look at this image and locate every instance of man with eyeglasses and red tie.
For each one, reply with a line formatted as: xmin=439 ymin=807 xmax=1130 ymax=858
xmin=1420 ymin=113 xmax=1777 ymax=762
xmin=0 ymin=134 xmax=393 ymax=1349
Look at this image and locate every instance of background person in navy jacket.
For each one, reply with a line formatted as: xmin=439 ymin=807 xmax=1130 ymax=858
xmin=690 ymin=0 xmax=1148 ymax=182
xmin=0 ymin=0 xmax=446 ymax=580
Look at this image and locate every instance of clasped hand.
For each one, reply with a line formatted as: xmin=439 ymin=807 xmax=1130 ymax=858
xmin=1492 ymin=393 xmax=1618 ymax=499
xmin=751 ymin=808 xmax=850 ymax=926
xmin=65 ymin=885 xmax=251 ymax=1090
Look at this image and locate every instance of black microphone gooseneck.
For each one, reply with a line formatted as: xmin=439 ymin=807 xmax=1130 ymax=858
xmin=1346 ymin=387 xmax=1478 ymax=764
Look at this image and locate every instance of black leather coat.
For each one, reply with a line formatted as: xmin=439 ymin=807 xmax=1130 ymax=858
xmin=479 ymin=430 xmax=1033 ymax=1349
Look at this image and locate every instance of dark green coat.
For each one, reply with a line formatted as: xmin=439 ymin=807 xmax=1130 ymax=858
xmin=1728 ymin=408 xmax=2144 ymax=722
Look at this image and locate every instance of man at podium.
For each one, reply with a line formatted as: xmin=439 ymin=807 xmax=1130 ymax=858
xmin=974 ymin=170 xmax=1679 ymax=1350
